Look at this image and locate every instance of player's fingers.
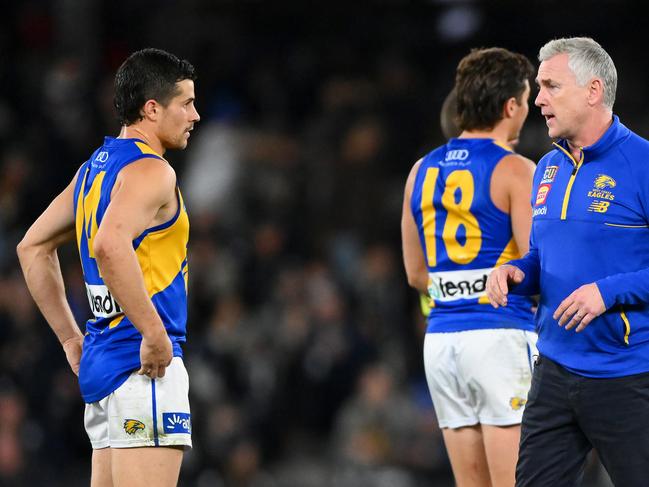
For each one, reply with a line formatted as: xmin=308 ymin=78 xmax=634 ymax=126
xmin=575 ymin=313 xmax=594 ymax=333
xmin=148 ymin=365 xmax=159 ymax=379
xmin=157 ymin=365 xmax=167 ymax=378
xmin=553 ymin=295 xmax=574 ymax=321
xmin=559 ymin=303 xmax=580 ymax=327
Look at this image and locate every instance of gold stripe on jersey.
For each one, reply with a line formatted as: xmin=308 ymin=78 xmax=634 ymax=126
xmin=492 ymin=140 xmax=513 ymax=152
xmin=135 ymin=141 xmax=163 ymax=157
xmin=109 ymin=315 xmax=125 ymax=329
xmin=477 ymin=238 xmax=521 ymax=304
xmin=76 ymin=171 xmax=106 ymax=259
xmin=495 ymin=237 xmax=521 ymax=267
xmin=75 ymin=169 xmax=90 ymax=253
xmin=134 ymin=198 xmax=189 ymax=298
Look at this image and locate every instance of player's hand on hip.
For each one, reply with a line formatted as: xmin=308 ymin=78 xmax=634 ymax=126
xmin=138 ymin=327 xmax=173 ymax=379
xmin=486 ymin=265 xmax=525 ymax=308
xmin=553 ymin=283 xmax=606 ymax=332
xmin=62 ymin=335 xmax=84 ymax=376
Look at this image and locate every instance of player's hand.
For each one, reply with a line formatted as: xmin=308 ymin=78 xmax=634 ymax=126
xmin=553 ymin=283 xmax=606 ymax=332
xmin=138 ymin=327 xmax=173 ymax=379
xmin=486 ymin=265 xmax=525 ymax=308
xmin=62 ymin=335 xmax=84 ymax=376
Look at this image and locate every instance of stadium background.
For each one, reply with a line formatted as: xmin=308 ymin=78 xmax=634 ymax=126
xmin=0 ymin=1 xmax=642 ymax=485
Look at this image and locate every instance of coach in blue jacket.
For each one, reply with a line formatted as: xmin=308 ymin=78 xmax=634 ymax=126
xmin=487 ymin=37 xmax=649 ymax=486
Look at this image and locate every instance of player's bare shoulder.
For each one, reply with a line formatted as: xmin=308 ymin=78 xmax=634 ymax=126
xmin=405 ymin=157 xmax=424 ymax=194
xmin=113 ymin=157 xmax=177 ymax=198
xmin=491 ymin=153 xmax=535 ymax=212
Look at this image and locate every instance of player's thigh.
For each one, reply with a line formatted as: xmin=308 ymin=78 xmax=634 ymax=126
xmin=423 ymin=332 xmax=478 ymax=428
xmin=112 ymin=446 xmax=183 ymax=487
xmin=482 ymin=424 xmax=521 ymax=487
xmin=442 ymin=425 xmax=491 ymax=487
xmin=91 ymin=448 xmax=113 ymax=487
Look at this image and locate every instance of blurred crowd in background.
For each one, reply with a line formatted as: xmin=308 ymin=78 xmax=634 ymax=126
xmin=1 ymin=1 xmax=645 ymax=486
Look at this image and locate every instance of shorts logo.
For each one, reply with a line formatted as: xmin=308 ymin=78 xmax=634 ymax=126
xmin=123 ymin=419 xmax=146 ymax=435
xmin=163 ymin=413 xmax=191 ymax=434
xmin=540 ymin=165 xmax=558 ymax=184
xmin=510 ymin=397 xmax=527 ymax=411
xmin=588 ymin=200 xmax=610 ymax=213
xmin=535 ymin=184 xmax=551 ymax=205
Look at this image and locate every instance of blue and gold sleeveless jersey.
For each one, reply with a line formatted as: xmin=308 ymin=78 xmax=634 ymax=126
xmin=410 ymin=138 xmax=534 ymax=333
xmin=73 ymin=137 xmax=189 ymax=403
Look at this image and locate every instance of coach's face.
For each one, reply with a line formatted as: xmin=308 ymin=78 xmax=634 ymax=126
xmin=159 ymin=79 xmax=200 ymax=150
xmin=535 ymin=53 xmax=590 ymax=141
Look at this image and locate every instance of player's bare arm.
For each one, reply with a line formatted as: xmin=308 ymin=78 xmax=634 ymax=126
xmin=93 ymin=157 xmax=177 ymax=379
xmin=491 ymin=153 xmax=535 ymax=254
xmin=17 ymin=169 xmax=84 ymax=375
xmin=401 ymin=159 xmax=429 ymax=294
xmin=486 ymin=154 xmax=535 ymax=308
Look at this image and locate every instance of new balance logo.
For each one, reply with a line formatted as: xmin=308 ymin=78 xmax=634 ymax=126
xmin=588 ymin=200 xmax=610 ymax=213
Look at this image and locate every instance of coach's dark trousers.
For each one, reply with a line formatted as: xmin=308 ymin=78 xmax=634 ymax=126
xmin=516 ymin=355 xmax=649 ymax=487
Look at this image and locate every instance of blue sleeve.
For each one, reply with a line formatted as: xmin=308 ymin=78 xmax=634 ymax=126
xmin=507 ymin=249 xmax=540 ymax=296
xmin=597 ymin=270 xmax=649 ymax=308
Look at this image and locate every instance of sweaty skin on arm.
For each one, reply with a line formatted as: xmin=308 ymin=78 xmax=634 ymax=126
xmin=93 ymin=157 xmax=178 ymax=379
xmin=490 ymin=153 xmax=536 ymax=255
xmin=17 ymin=169 xmax=84 ymax=375
xmin=401 ymin=159 xmax=429 ymax=294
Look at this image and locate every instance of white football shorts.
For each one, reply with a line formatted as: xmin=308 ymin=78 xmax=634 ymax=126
xmin=423 ymin=328 xmax=537 ymax=429
xmin=84 ymin=357 xmax=192 ymax=449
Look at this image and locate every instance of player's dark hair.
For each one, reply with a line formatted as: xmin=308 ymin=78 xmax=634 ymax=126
xmin=114 ymin=48 xmax=196 ymax=126
xmin=455 ymin=48 xmax=534 ymax=132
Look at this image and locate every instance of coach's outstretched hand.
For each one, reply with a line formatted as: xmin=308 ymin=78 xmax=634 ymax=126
xmin=486 ymin=264 xmax=525 ymax=308
xmin=138 ymin=327 xmax=173 ymax=379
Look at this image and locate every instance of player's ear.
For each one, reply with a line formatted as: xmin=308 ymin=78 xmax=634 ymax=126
xmin=141 ymin=99 xmax=159 ymax=121
xmin=503 ymin=97 xmax=517 ymax=119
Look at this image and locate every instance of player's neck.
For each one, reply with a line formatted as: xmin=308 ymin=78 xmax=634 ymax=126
xmin=118 ymin=125 xmax=165 ymax=156
xmin=459 ymin=124 xmax=511 ymax=148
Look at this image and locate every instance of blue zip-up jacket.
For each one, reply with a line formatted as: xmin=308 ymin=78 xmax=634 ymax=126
xmin=509 ymin=115 xmax=649 ymax=378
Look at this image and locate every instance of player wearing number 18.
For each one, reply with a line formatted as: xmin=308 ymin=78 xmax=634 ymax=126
xmin=401 ymin=48 xmax=536 ymax=487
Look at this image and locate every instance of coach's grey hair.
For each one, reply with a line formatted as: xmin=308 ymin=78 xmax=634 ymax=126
xmin=539 ymin=37 xmax=617 ymax=110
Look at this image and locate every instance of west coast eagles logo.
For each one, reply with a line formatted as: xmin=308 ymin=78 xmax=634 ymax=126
xmin=587 ymin=174 xmax=616 ymax=212
xmin=593 ymin=174 xmax=616 ymax=189
xmin=510 ymin=397 xmax=527 ymax=411
xmin=123 ymin=419 xmax=146 ymax=435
